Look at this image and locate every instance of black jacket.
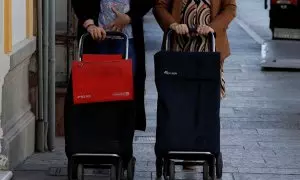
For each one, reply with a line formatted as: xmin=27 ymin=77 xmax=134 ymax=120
xmin=70 ymin=0 xmax=154 ymax=131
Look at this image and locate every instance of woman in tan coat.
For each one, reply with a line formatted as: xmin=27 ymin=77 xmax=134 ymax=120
xmin=153 ymin=0 xmax=236 ymax=98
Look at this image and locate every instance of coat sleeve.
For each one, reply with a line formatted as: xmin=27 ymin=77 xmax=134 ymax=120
xmin=209 ymin=0 xmax=237 ymax=33
xmin=126 ymin=0 xmax=155 ymax=19
xmin=71 ymin=0 xmax=98 ymax=26
xmin=152 ymin=0 xmax=176 ymax=32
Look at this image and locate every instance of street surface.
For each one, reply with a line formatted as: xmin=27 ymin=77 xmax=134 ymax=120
xmin=236 ymin=0 xmax=272 ymax=41
xmin=12 ymin=2 xmax=300 ymax=180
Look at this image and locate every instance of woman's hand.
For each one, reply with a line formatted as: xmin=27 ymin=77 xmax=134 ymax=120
xmin=196 ymin=25 xmax=214 ymax=35
xmin=170 ymin=23 xmax=189 ymax=35
xmin=108 ymin=7 xmax=131 ymax=32
xmin=86 ymin=24 xmax=106 ymax=40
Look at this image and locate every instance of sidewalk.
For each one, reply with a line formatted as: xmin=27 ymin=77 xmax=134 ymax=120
xmin=13 ymin=12 xmax=300 ymax=180
xmin=236 ymin=0 xmax=272 ymax=43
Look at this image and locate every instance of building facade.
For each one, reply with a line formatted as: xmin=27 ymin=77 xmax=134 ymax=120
xmin=0 ymin=0 xmax=36 ymax=172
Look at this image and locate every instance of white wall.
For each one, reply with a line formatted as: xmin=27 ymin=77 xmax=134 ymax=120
xmin=12 ymin=0 xmax=26 ymax=46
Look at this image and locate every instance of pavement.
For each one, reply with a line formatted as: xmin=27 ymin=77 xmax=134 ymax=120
xmin=11 ymin=4 xmax=300 ymax=180
xmin=235 ymin=0 xmax=272 ymax=43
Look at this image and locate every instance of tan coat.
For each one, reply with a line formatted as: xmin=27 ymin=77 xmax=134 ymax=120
xmin=153 ymin=0 xmax=237 ymax=61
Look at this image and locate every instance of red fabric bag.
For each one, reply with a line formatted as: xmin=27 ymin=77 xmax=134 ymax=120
xmin=72 ymin=56 xmax=134 ymax=104
xmin=82 ymin=54 xmax=123 ymax=62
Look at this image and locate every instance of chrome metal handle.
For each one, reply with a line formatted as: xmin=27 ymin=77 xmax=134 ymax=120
xmin=78 ymin=31 xmax=129 ymax=61
xmin=165 ymin=29 xmax=216 ymax=52
xmin=265 ymin=0 xmax=268 ymax=9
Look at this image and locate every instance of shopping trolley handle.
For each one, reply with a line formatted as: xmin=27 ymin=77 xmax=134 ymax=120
xmin=78 ymin=31 xmax=129 ymax=61
xmin=264 ymin=0 xmax=268 ymax=9
xmin=165 ymin=28 xmax=216 ymax=52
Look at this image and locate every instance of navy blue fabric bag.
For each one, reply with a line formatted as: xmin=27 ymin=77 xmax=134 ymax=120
xmin=154 ymin=32 xmax=221 ymax=157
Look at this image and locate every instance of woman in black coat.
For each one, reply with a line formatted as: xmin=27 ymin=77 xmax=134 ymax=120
xmin=70 ymin=0 xmax=154 ymax=131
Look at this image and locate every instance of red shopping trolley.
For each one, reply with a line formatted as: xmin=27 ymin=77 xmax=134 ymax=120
xmin=67 ymin=32 xmax=136 ymax=180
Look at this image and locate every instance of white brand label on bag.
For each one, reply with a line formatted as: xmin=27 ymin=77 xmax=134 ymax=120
xmin=77 ymin=95 xmax=92 ymax=99
xmin=112 ymin=92 xmax=130 ymax=97
xmin=164 ymin=70 xmax=178 ymax=75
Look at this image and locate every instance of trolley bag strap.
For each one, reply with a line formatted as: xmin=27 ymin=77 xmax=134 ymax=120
xmin=71 ymin=32 xmax=134 ymax=105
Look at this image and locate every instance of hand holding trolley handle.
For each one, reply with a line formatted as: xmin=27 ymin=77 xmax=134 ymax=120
xmin=170 ymin=23 xmax=214 ymax=36
xmin=78 ymin=31 xmax=129 ymax=61
xmin=86 ymin=24 xmax=106 ymax=41
xmin=165 ymin=28 xmax=216 ymax=52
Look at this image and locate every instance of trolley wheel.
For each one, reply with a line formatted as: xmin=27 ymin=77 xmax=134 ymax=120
xmin=216 ymin=153 xmax=223 ymax=179
xmin=209 ymin=165 xmax=216 ymax=180
xmin=67 ymin=159 xmax=77 ymax=180
xmin=169 ymin=161 xmax=175 ymax=180
xmin=203 ymin=163 xmax=209 ymax=180
xmin=77 ymin=164 xmax=84 ymax=180
xmin=110 ymin=165 xmax=117 ymax=180
xmin=163 ymin=160 xmax=169 ymax=180
xmin=156 ymin=158 xmax=163 ymax=178
xmin=127 ymin=157 xmax=136 ymax=180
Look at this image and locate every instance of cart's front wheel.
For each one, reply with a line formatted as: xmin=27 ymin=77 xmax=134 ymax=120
xmin=127 ymin=157 xmax=136 ymax=180
xmin=156 ymin=158 xmax=163 ymax=178
xmin=209 ymin=165 xmax=216 ymax=180
xmin=67 ymin=159 xmax=77 ymax=180
xmin=169 ymin=161 xmax=175 ymax=180
xmin=203 ymin=163 xmax=209 ymax=180
xmin=163 ymin=160 xmax=169 ymax=180
xmin=110 ymin=165 xmax=117 ymax=180
xmin=77 ymin=164 xmax=84 ymax=180
xmin=216 ymin=153 xmax=223 ymax=179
